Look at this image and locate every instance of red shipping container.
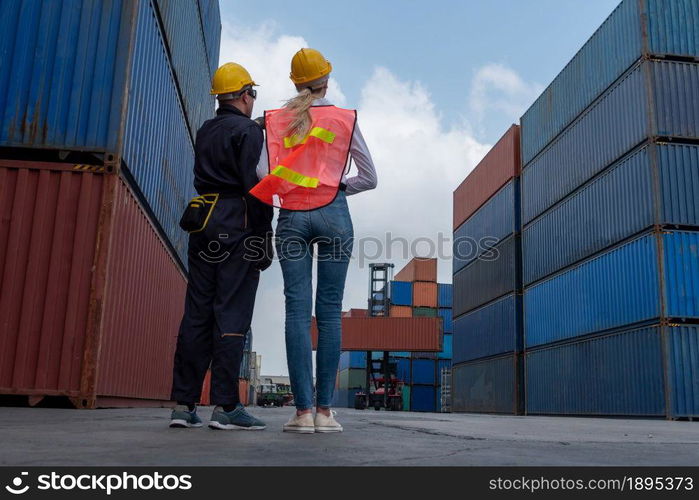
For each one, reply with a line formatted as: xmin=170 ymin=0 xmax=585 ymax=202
xmin=453 ymin=125 xmax=520 ymax=230
xmin=311 ymin=317 xmax=442 ymax=351
xmin=343 ymin=308 xmax=367 ymax=318
xmin=394 ymin=257 xmax=437 ymax=283
xmin=0 ymin=160 xmax=186 ymax=408
xmin=389 ymin=306 xmax=412 ymax=317
xmin=199 ymin=372 xmax=250 ymax=406
xmin=412 ymin=282 xmax=438 ymax=308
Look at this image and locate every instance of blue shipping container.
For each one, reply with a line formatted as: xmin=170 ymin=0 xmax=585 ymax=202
xmin=332 ymin=389 xmax=357 ymax=409
xmin=338 ymin=351 xmax=366 ymax=370
xmin=411 ymin=385 xmax=436 ymax=412
xmin=526 ymin=324 xmax=699 ymax=417
xmin=525 ymin=230 xmax=699 ymax=347
xmin=521 ymin=0 xmax=699 ymax=166
xmin=390 ymin=281 xmax=412 ymax=306
xmin=438 ymin=308 xmax=453 ymax=333
xmin=453 ymin=294 xmax=522 ymax=363
xmin=523 ymin=143 xmax=699 ymax=285
xmin=523 ymin=60 xmax=699 ymax=225
xmin=438 ymin=333 xmax=453 ymax=359
xmin=395 ymin=357 xmax=411 ymax=384
xmin=154 ymin=0 xmax=216 ymax=137
xmin=438 ymin=283 xmax=453 ymax=308
xmin=453 ymin=234 xmax=519 ymax=317
xmin=122 ymin=0 xmax=196 ymax=264
xmin=453 ymin=180 xmax=518 ymax=274
xmin=452 ymin=355 xmax=519 ymax=414
xmin=198 ymin=0 xmax=222 ymax=76
xmin=411 ymin=359 xmax=436 ymax=385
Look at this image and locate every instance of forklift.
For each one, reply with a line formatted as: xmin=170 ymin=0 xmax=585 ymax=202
xmin=353 ymin=263 xmax=403 ymax=411
xmin=353 ymin=352 xmax=403 ymax=411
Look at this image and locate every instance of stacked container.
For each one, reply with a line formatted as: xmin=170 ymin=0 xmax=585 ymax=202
xmin=0 ymin=0 xmax=221 ymax=408
xmin=451 ymin=125 xmax=524 ymax=414
xmin=520 ymin=0 xmax=699 ymax=418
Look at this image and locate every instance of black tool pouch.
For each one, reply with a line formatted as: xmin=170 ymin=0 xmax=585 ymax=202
xmin=179 ymin=194 xmax=219 ymax=233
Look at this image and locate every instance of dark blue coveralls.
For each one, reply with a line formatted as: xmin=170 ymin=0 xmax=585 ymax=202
xmin=171 ymin=104 xmax=272 ymax=406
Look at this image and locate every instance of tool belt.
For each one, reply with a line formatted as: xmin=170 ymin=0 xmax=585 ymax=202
xmin=179 ymin=194 xmax=220 ymax=233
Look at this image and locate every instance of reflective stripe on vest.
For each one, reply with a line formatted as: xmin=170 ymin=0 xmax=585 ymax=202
xmin=283 ymin=127 xmax=336 ymax=148
xmin=249 ymin=105 xmax=357 ymax=210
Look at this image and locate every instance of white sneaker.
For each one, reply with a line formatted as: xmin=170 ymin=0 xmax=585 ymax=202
xmin=283 ymin=411 xmax=315 ymax=433
xmin=314 ymin=409 xmax=343 ymax=433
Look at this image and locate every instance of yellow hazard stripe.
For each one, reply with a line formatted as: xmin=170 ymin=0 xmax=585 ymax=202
xmin=271 ymin=165 xmax=319 ymax=188
xmin=72 ymin=164 xmax=105 ymax=173
xmin=283 ymin=127 xmax=336 ymax=148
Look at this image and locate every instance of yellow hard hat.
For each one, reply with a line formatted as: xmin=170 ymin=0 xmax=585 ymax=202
xmin=290 ymin=48 xmax=332 ymax=86
xmin=210 ymin=62 xmax=257 ymax=95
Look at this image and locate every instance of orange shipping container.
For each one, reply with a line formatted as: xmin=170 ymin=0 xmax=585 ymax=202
xmin=390 ymin=306 xmax=412 ymax=317
xmin=412 ymin=282 xmax=438 ymax=308
xmin=200 ymin=372 xmax=250 ymax=406
xmin=311 ymin=317 xmax=442 ymax=351
xmin=394 ymin=257 xmax=437 ymax=283
xmin=453 ymin=125 xmax=520 ymax=230
xmin=0 ymin=162 xmax=185 ymax=408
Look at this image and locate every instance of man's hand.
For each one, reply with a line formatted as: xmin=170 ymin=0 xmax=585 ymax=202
xmin=253 ymin=116 xmax=265 ymax=129
xmin=253 ymin=232 xmax=274 ymax=271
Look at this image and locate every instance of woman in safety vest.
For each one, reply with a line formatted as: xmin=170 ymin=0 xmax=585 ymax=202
xmin=251 ymin=48 xmax=377 ymax=433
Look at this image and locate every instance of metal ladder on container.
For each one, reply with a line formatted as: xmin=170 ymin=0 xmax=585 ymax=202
xmin=440 ymin=366 xmax=452 ymax=413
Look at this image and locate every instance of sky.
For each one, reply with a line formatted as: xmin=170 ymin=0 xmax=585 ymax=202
xmin=216 ymin=0 xmax=620 ymax=376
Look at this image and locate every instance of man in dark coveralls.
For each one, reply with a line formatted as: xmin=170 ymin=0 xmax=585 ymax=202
xmin=169 ymin=62 xmax=272 ymax=430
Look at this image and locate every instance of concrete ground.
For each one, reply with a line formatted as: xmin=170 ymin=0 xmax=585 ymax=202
xmin=0 ymin=406 xmax=697 ymax=466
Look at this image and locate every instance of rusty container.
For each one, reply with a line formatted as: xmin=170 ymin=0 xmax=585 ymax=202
xmin=389 ymin=306 xmax=413 ymax=318
xmin=394 ymin=258 xmax=437 ymax=283
xmin=312 ymin=317 xmax=442 ymax=352
xmin=0 ymin=160 xmax=186 ymax=408
xmin=453 ymin=125 xmax=520 ymax=231
xmin=412 ymin=282 xmax=438 ymax=308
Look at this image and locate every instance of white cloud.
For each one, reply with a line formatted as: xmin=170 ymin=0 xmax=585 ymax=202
xmin=217 ymin=22 xmax=536 ymax=376
xmin=468 ymin=63 xmax=543 ymax=134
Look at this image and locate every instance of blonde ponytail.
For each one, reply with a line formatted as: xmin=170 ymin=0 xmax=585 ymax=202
xmin=284 ymin=88 xmax=317 ymax=139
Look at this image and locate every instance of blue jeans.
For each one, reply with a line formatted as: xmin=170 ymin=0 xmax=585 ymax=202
xmin=275 ymin=192 xmax=354 ymax=410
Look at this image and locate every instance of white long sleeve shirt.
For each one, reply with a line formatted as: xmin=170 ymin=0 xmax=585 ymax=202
xmin=256 ymin=98 xmax=377 ymax=195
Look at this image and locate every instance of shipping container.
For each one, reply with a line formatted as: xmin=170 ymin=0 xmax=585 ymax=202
xmin=438 ymin=308 xmax=453 ymax=333
xmin=0 ymin=0 xmax=218 ymax=266
xmin=343 ymin=308 xmax=368 ymax=318
xmin=311 ymin=317 xmax=442 ymax=352
xmin=389 ymin=306 xmax=412 ymax=318
xmin=411 ymin=352 xmax=437 ymax=360
xmin=453 ymin=294 xmax=522 ymax=364
xmin=521 ymin=0 xmax=699 ymax=166
xmin=199 ymin=374 xmax=250 ymax=406
xmin=395 ymin=357 xmax=411 ymax=384
xmin=402 ymin=384 xmax=411 ymax=411
xmin=154 ymin=0 xmax=216 ymax=137
xmin=452 ymin=355 xmax=522 ymax=414
xmin=338 ymin=368 xmax=367 ymax=389
xmin=525 ymin=230 xmax=699 ymax=348
xmin=526 ymin=324 xmax=699 ymax=418
xmin=395 ymin=257 xmax=437 ymax=283
xmin=411 ymin=359 xmax=437 ymax=385
xmin=338 ymin=351 xmax=367 ymax=371
xmin=412 ymin=281 xmax=438 ymax=308
xmin=453 ymin=125 xmax=520 ymax=229
xmin=122 ymin=0 xmax=197 ymax=265
xmin=197 ymin=0 xmax=222 ymax=76
xmin=332 ymin=388 xmax=356 ymax=408
xmin=438 ymin=360 xmax=452 ymax=381
xmin=522 ymin=60 xmax=699 ymax=225
xmin=453 ymin=180 xmax=518 ymax=274
xmin=438 ymin=283 xmax=453 ymax=308
xmin=0 ymin=162 xmax=186 ymax=407
xmin=523 ymin=143 xmax=699 ymax=285
xmin=411 ymin=385 xmax=436 ymax=412
xmin=413 ymin=307 xmax=438 ymax=317
xmin=390 ymin=281 xmax=412 ymax=306
xmin=453 ymin=235 xmax=519 ymax=317
xmin=438 ymin=334 xmax=453 ymax=359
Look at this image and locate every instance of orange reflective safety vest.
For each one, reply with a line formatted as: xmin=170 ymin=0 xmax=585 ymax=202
xmin=249 ymin=105 xmax=357 ymax=210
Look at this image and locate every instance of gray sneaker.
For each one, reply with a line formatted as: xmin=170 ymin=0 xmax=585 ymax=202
xmin=169 ymin=405 xmax=203 ymax=428
xmin=209 ymin=404 xmax=267 ymax=430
